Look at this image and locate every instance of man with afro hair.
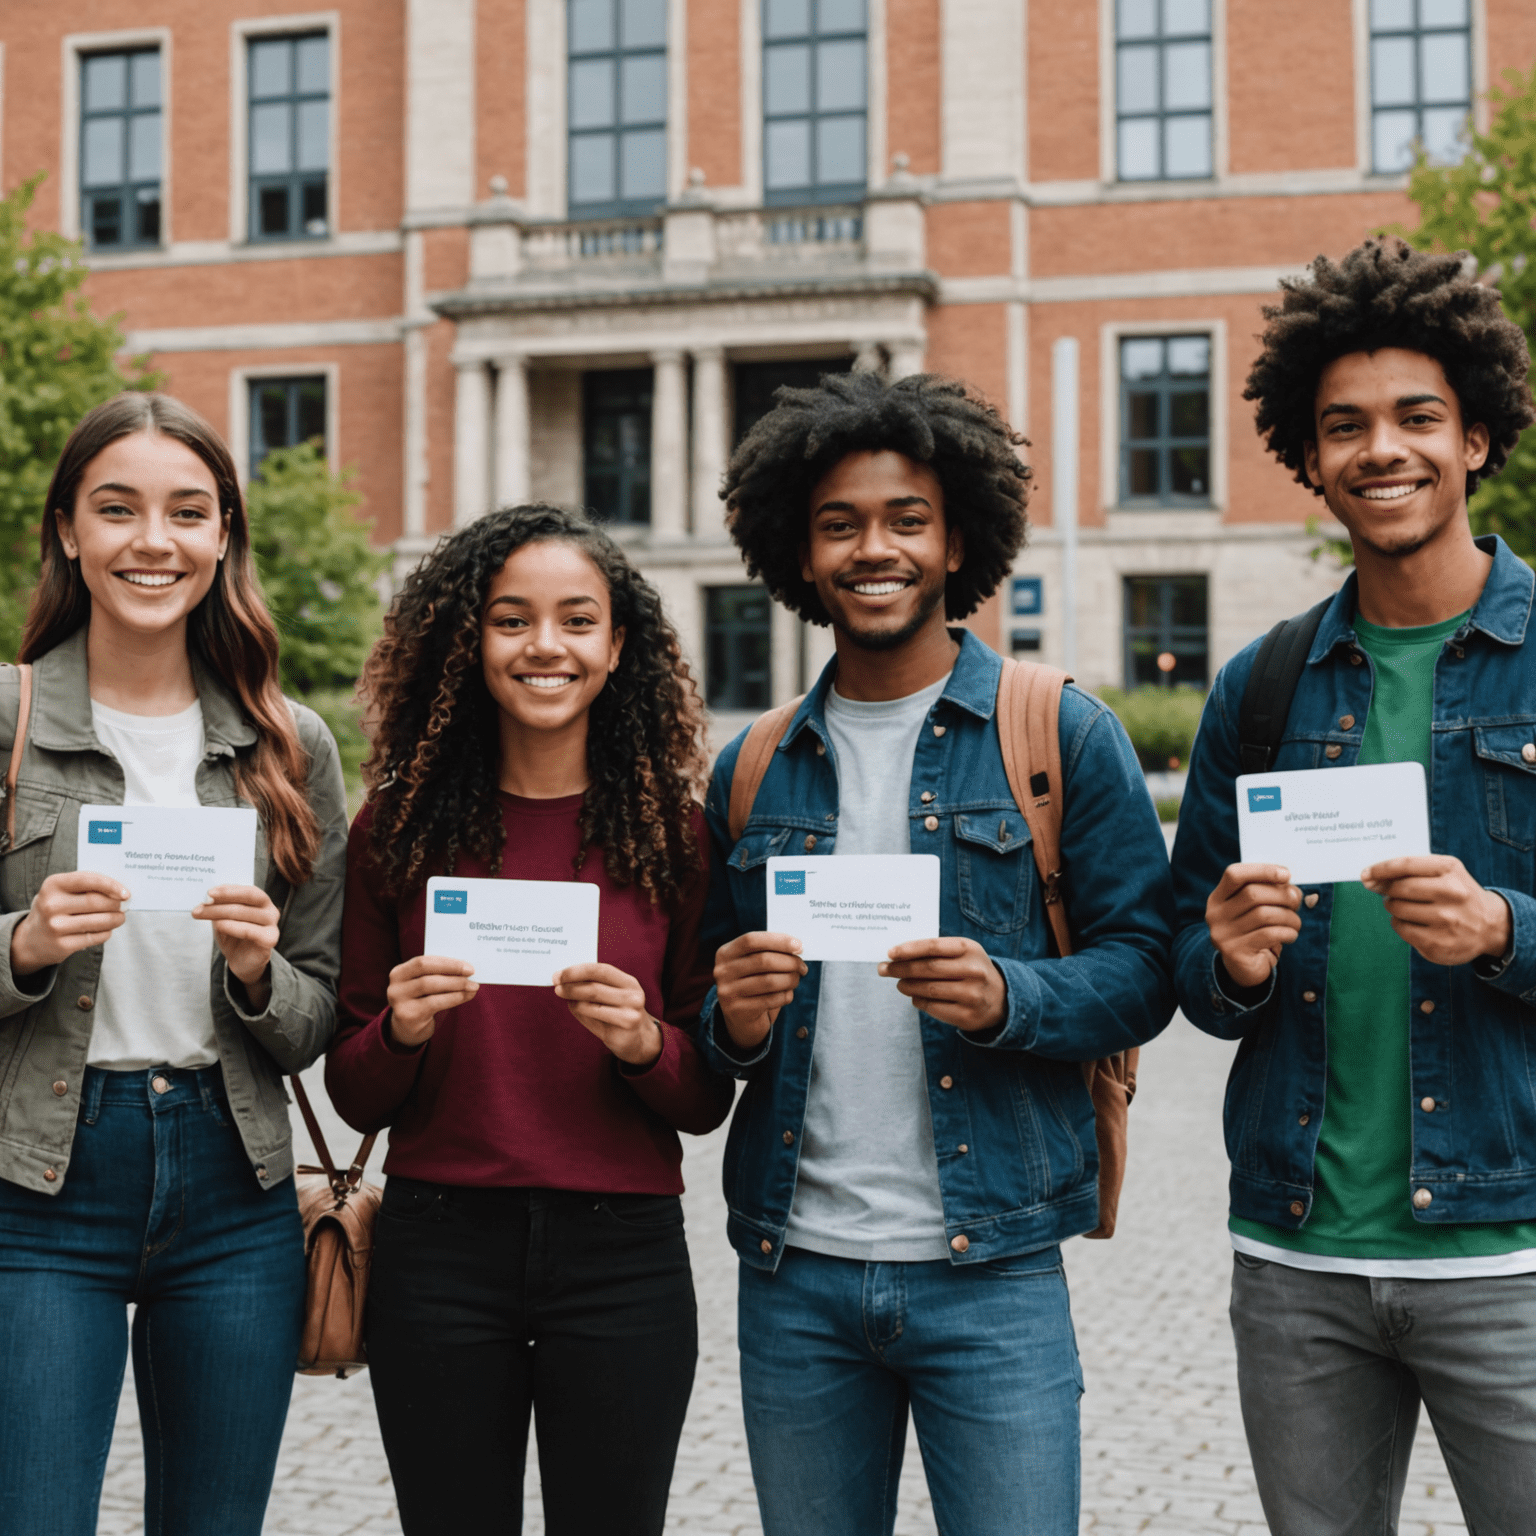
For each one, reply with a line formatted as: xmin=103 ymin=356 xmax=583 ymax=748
xmin=694 ymin=369 xmax=1176 ymax=1534
xmin=1172 ymin=237 xmax=1536 ymax=1531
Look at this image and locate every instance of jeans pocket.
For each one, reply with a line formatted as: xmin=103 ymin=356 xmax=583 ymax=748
xmin=598 ymin=1193 xmax=685 ymax=1231
xmin=379 ymin=1178 xmax=447 ymax=1224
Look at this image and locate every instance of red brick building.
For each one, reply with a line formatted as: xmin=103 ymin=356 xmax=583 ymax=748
xmin=3 ymin=1 xmax=1532 ymax=729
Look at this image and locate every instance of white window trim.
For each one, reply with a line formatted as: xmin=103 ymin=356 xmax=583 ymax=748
xmin=739 ymin=0 xmax=763 ymax=204
xmin=1098 ymin=0 xmax=1228 ymax=185
xmin=1352 ymin=0 xmax=1487 ymax=175
xmin=866 ymin=0 xmax=887 ymax=191
xmin=526 ymin=0 xmax=566 ymax=217
xmin=667 ymin=0 xmax=689 ymax=199
xmin=1098 ymin=318 xmax=1228 ymax=514
xmin=228 ymin=360 xmax=341 ymax=491
xmin=60 ymin=27 xmax=173 ymax=245
xmin=229 ymin=11 xmax=341 ymax=246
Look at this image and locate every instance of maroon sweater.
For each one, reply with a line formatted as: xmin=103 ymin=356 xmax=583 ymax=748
xmin=327 ymin=794 xmax=731 ymax=1194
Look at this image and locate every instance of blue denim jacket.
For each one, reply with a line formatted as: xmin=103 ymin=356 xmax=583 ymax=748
xmin=1172 ymin=536 xmax=1536 ymax=1230
xmin=697 ymin=630 xmax=1177 ymax=1270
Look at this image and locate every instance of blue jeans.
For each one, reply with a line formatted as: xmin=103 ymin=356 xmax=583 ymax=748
xmin=0 ymin=1065 xmax=308 ymax=1536
xmin=738 ymin=1245 xmax=1083 ymax=1536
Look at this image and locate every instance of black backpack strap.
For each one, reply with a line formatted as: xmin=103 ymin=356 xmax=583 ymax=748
xmin=1237 ymin=598 xmax=1332 ymax=775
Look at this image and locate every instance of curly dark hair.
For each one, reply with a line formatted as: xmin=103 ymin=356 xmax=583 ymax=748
xmin=359 ymin=505 xmax=707 ymax=904
xmin=721 ymin=370 xmax=1031 ymax=624
xmin=1245 ymin=237 xmax=1535 ymax=497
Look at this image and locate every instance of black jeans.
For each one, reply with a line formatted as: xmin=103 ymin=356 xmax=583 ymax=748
xmin=366 ymin=1179 xmax=698 ymax=1536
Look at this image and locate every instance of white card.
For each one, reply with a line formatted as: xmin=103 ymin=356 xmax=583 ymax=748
xmin=1235 ymin=762 xmax=1431 ymax=885
xmin=77 ymin=804 xmax=258 ymax=912
xmin=422 ymin=876 xmax=600 ymax=986
xmin=765 ymin=854 xmax=941 ymax=962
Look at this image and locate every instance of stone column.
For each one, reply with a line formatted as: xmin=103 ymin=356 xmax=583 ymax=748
xmin=650 ymin=349 xmax=687 ymax=538
xmin=690 ymin=346 xmax=728 ymax=535
xmin=887 ymin=339 xmax=926 ymax=379
xmin=453 ymin=359 xmax=491 ymax=527
xmin=493 ymin=354 xmax=530 ymax=508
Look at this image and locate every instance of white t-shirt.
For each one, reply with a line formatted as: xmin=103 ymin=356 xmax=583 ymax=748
xmin=785 ymin=674 xmax=953 ymax=1263
xmin=86 ymin=699 xmax=218 ymax=1070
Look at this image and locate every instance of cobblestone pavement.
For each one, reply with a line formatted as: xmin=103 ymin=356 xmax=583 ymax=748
xmin=99 ymin=1021 xmax=1469 ymax=1534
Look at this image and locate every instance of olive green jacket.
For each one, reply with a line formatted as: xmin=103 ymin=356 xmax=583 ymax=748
xmin=0 ymin=628 xmax=348 ymax=1195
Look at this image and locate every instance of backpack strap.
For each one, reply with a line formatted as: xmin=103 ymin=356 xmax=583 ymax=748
xmin=1237 ymin=598 xmax=1331 ymax=775
xmin=727 ymin=696 xmax=806 ymax=843
xmin=3 ymin=664 xmax=33 ymax=853
xmin=995 ymin=657 xmax=1073 ymax=959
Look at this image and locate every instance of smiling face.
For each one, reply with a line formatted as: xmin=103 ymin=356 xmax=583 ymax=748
xmin=1303 ymin=348 xmax=1490 ymax=561
xmin=55 ymin=430 xmax=228 ymax=643
xmin=480 ymin=539 xmax=625 ymax=742
xmin=799 ymin=450 xmax=962 ymax=651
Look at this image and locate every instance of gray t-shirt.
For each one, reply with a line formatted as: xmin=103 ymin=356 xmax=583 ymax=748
xmin=784 ymin=673 xmax=952 ymax=1262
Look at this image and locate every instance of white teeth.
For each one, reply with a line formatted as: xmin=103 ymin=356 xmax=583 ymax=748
xmin=850 ymin=581 xmax=908 ymax=596
xmin=1357 ymin=483 xmax=1420 ymax=501
xmin=119 ymin=572 xmax=180 ymax=587
xmin=518 ymin=675 xmax=574 ymax=689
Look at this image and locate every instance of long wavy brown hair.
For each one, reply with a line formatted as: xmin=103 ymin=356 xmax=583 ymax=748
xmin=360 ymin=505 xmax=707 ymax=903
xmin=21 ymin=393 xmax=321 ymax=885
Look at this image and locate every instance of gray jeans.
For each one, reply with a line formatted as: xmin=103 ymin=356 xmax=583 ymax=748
xmin=1230 ymin=1253 xmax=1536 ymax=1535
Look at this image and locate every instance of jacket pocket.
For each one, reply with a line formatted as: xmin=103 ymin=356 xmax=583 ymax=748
xmin=1 ymin=790 xmax=65 ymax=913
xmin=1474 ymin=724 xmax=1536 ymax=852
xmin=954 ymin=810 xmax=1034 ymax=933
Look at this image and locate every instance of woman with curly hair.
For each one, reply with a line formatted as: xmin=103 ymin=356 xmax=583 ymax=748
xmin=326 ymin=505 xmax=732 ymax=1536
xmin=1172 ymin=238 xmax=1536 ymax=1532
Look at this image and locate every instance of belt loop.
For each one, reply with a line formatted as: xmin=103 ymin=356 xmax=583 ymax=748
xmin=81 ymin=1066 xmax=106 ymax=1125
xmin=197 ymin=1069 xmax=214 ymax=1114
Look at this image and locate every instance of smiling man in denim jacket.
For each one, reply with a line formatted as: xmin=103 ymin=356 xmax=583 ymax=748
xmin=1172 ymin=240 xmax=1536 ymax=1533
xmin=696 ymin=370 xmax=1175 ymax=1536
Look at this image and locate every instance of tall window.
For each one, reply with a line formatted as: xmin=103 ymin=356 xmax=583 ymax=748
xmin=733 ymin=356 xmax=852 ymax=443
xmin=249 ymin=377 xmax=327 ymax=479
xmin=1370 ymin=0 xmax=1472 ymax=173
xmin=80 ymin=49 xmax=162 ymax=250
xmin=583 ymin=370 xmax=652 ymax=524
xmin=568 ymin=0 xmax=667 ymax=217
xmin=1124 ymin=576 xmax=1208 ymax=690
xmin=1115 ymin=0 xmax=1212 ymax=181
xmin=249 ymin=33 xmax=330 ymax=241
xmin=706 ymin=587 xmax=773 ymax=711
xmin=763 ymin=0 xmax=867 ymax=207
xmin=1120 ymin=335 xmax=1211 ymax=506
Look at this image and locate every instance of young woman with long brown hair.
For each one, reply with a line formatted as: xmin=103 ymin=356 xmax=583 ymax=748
xmin=327 ymin=504 xmax=731 ymax=1535
xmin=0 ymin=393 xmax=348 ymax=1536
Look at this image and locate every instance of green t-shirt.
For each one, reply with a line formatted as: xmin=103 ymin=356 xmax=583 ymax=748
xmin=1232 ymin=610 xmax=1536 ymax=1263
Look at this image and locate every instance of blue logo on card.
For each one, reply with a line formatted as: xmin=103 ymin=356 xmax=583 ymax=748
xmin=774 ymin=870 xmax=806 ymax=895
xmin=433 ymin=890 xmax=468 ymax=914
xmin=88 ymin=821 xmax=123 ymax=844
xmin=1246 ymin=787 xmax=1283 ymax=813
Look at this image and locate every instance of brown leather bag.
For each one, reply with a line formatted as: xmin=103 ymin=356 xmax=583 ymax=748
xmin=291 ymin=1075 xmax=382 ymax=1377
xmin=726 ymin=656 xmax=1137 ymax=1241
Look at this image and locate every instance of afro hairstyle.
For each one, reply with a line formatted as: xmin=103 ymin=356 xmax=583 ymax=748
xmin=721 ymin=369 xmax=1030 ymax=625
xmin=1244 ymin=237 xmax=1534 ymax=498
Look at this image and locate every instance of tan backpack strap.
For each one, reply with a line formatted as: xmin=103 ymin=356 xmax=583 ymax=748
xmin=996 ymin=656 xmax=1073 ymax=957
xmin=4 ymin=664 xmax=33 ymax=851
xmin=727 ymin=695 xmax=805 ymax=843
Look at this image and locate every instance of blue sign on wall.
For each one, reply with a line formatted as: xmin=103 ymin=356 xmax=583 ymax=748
xmin=1011 ymin=577 xmax=1043 ymax=616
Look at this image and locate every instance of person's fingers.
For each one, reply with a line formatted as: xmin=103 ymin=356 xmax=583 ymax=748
xmin=718 ymin=932 xmax=804 ymax=962
xmin=47 ymin=909 xmax=128 ymax=936
xmin=723 ymin=972 xmax=805 ymax=999
xmin=1230 ymin=904 xmax=1303 ymax=934
xmin=202 ymin=884 xmax=270 ymax=905
xmin=1214 ymin=864 xmax=1291 ymax=899
xmin=193 ymin=902 xmax=278 ymax=924
xmin=885 ymin=937 xmax=970 ymax=962
xmin=895 ymin=980 xmax=976 ymax=1002
xmin=879 ymin=957 xmax=979 ymax=980
xmin=564 ymin=1002 xmax=645 ymax=1029
xmin=553 ymin=962 xmax=632 ymax=988
xmin=718 ymin=951 xmax=808 ymax=981
xmin=1367 ymin=876 xmax=1464 ymax=904
xmin=393 ymin=955 xmax=475 ymax=982
xmin=1362 ymin=856 xmax=1458 ymax=885
xmin=49 ymin=871 xmax=132 ymax=901
xmin=555 ymin=982 xmax=640 ymax=1009
xmin=210 ymin=920 xmax=280 ymax=946
xmin=392 ymin=972 xmax=481 ymax=1001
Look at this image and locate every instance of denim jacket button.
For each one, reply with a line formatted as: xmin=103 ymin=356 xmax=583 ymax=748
xmin=1339 ymin=714 xmax=1356 ymax=730
xmin=1298 ymin=1114 xmax=1309 ymax=1126
xmin=151 ymin=1076 xmax=171 ymax=1095
xmin=782 ymin=1130 xmax=794 ymax=1145
xmin=51 ymin=1080 xmax=66 ymax=1097
xmin=950 ymin=1234 xmax=969 ymax=1252
xmin=1325 ymin=744 xmax=1343 ymax=760
xmin=815 ymin=742 xmax=826 ymax=756
xmin=804 ymin=835 xmax=817 ymax=852
xmin=1349 ymin=652 xmax=1363 ymax=665
xmin=760 ymin=1239 xmax=772 ymax=1254
xmin=1304 ymin=892 xmax=1320 ymax=908
xmin=76 ymin=995 xmax=93 ymax=1011
xmin=1420 ymin=999 xmax=1436 ymax=1015
xmin=795 ymin=1026 xmax=808 ymax=1039
xmin=939 ymin=1075 xmax=954 ymax=1089
xmin=1420 ymin=1097 xmax=1436 ymax=1112
xmin=1413 ymin=1188 xmax=1434 ymax=1209
xmin=920 ymin=791 xmax=935 ymax=804
xmin=1524 ymin=744 xmax=1536 ymax=764
xmin=924 ymin=815 xmax=939 ymax=832
xmin=1289 ymin=1200 xmax=1304 ymax=1216
xmin=1302 ymin=990 xmax=1317 ymax=1003
xmin=933 ymin=725 xmax=947 ymax=738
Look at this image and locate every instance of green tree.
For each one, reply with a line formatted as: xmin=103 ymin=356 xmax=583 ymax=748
xmin=246 ymin=441 xmax=388 ymax=697
xmin=1401 ymin=64 xmax=1536 ymax=561
xmin=0 ymin=174 xmax=153 ymax=657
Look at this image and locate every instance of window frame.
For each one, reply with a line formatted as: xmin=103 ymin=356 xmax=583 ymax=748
xmin=60 ymin=27 xmax=172 ymax=249
xmin=78 ymin=46 xmax=165 ymax=252
xmin=1122 ymin=574 xmax=1210 ymax=691
xmin=229 ymin=13 xmax=339 ymax=247
xmin=1364 ymin=0 xmax=1475 ymax=175
xmin=1110 ymin=0 xmax=1216 ymax=183
xmin=582 ymin=368 xmax=654 ymax=526
xmin=1100 ymin=320 xmax=1227 ymax=513
xmin=244 ymin=372 xmax=331 ymax=481
xmin=566 ymin=0 xmax=670 ymax=220
xmin=760 ymin=0 xmax=870 ymax=209
xmin=705 ymin=584 xmax=775 ymax=712
xmin=228 ymin=363 xmax=339 ymax=489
